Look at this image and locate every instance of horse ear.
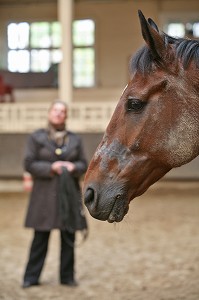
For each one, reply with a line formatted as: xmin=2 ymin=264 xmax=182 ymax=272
xmin=138 ymin=10 xmax=165 ymax=60
xmin=148 ymin=18 xmax=159 ymax=32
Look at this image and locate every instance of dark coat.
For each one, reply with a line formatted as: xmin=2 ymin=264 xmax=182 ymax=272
xmin=24 ymin=128 xmax=88 ymax=231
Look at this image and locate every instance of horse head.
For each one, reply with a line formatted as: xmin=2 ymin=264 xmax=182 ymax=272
xmin=83 ymin=10 xmax=199 ymax=223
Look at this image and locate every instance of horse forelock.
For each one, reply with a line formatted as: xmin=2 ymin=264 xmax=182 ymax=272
xmin=130 ymin=34 xmax=199 ymax=75
xmin=130 ymin=46 xmax=153 ymax=74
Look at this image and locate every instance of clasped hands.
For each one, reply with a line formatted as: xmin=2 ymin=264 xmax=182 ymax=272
xmin=51 ymin=161 xmax=75 ymax=175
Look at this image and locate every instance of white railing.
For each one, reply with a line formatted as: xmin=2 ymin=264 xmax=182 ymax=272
xmin=0 ymin=102 xmax=117 ymax=133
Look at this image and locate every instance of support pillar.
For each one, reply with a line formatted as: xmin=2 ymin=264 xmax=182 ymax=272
xmin=58 ymin=0 xmax=73 ymax=104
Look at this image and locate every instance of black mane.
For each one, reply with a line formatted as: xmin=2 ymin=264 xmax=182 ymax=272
xmin=130 ymin=34 xmax=199 ymax=74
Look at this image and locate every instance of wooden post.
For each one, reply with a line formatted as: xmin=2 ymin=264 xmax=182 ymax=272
xmin=57 ymin=0 xmax=73 ymax=104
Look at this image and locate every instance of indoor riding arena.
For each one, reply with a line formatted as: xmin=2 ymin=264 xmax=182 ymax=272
xmin=0 ymin=179 xmax=199 ymax=300
xmin=0 ymin=0 xmax=199 ymax=300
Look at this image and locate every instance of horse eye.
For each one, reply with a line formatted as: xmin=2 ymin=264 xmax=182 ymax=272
xmin=126 ymin=97 xmax=146 ymax=112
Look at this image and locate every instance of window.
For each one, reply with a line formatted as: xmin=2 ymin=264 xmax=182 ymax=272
xmin=7 ymin=22 xmax=62 ymax=73
xmin=7 ymin=19 xmax=95 ymax=88
xmin=165 ymin=21 xmax=199 ymax=38
xmin=72 ymin=19 xmax=95 ymax=88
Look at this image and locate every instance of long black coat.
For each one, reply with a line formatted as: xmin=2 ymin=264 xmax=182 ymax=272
xmin=24 ymin=128 xmax=88 ymax=231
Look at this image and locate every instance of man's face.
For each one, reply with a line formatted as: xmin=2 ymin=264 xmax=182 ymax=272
xmin=48 ymin=103 xmax=67 ymax=126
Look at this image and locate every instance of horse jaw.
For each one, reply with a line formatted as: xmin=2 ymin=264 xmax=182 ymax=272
xmin=83 ymin=138 xmax=171 ymax=223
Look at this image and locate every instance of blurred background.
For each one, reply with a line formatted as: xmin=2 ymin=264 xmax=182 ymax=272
xmin=0 ymin=0 xmax=198 ymax=188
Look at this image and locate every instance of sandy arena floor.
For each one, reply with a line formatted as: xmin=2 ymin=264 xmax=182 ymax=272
xmin=0 ymin=180 xmax=199 ymax=300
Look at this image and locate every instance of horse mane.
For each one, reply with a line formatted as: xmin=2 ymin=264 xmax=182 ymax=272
xmin=130 ymin=33 xmax=199 ymax=74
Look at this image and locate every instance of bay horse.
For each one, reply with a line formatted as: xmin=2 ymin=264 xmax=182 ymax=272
xmin=83 ymin=10 xmax=199 ymax=223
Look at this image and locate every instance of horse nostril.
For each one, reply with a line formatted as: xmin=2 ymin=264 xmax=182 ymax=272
xmin=84 ymin=187 xmax=95 ymax=205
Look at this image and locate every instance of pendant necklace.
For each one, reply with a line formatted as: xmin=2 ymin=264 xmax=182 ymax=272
xmin=55 ymin=148 xmax=63 ymax=155
xmin=55 ymin=135 xmax=69 ymax=156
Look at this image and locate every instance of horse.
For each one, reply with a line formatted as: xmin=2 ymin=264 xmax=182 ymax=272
xmin=83 ymin=10 xmax=199 ymax=223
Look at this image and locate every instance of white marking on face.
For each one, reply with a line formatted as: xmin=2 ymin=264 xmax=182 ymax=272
xmin=121 ymin=84 xmax=128 ymax=96
xmin=94 ymin=139 xmax=131 ymax=172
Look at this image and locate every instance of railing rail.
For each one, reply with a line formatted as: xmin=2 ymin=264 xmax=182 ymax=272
xmin=0 ymin=102 xmax=116 ymax=133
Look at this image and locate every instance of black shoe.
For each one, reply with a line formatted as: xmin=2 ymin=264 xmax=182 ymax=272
xmin=22 ymin=281 xmax=39 ymax=288
xmin=61 ymin=279 xmax=78 ymax=287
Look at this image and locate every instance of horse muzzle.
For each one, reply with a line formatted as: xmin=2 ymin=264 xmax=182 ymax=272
xmin=83 ymin=183 xmax=129 ymax=223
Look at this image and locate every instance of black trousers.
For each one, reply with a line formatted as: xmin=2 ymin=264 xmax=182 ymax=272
xmin=23 ymin=230 xmax=75 ymax=283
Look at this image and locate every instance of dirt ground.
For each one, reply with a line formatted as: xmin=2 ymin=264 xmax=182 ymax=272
xmin=0 ymin=181 xmax=199 ymax=300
